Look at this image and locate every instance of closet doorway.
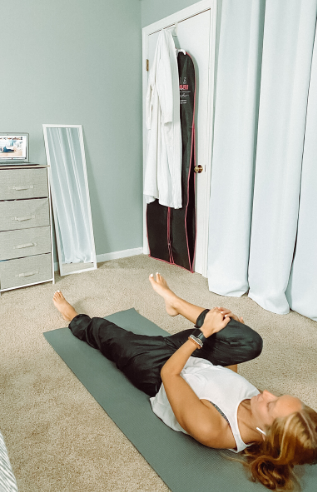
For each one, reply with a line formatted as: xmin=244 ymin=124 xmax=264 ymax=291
xmin=142 ymin=0 xmax=217 ymax=276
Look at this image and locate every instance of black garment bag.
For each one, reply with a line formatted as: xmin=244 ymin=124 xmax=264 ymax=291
xmin=146 ymin=52 xmax=196 ymax=272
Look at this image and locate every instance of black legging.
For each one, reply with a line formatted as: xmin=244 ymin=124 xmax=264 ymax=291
xmin=69 ymin=309 xmax=263 ymax=397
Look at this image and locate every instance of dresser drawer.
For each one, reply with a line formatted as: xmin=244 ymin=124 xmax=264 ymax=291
xmin=0 ymin=198 xmax=50 ymax=231
xmin=0 ymin=253 xmax=52 ymax=290
xmin=0 ymin=226 xmax=51 ymax=261
xmin=0 ymin=168 xmax=48 ymax=200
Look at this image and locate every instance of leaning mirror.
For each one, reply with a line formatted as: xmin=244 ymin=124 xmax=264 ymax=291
xmin=43 ymin=125 xmax=97 ymax=276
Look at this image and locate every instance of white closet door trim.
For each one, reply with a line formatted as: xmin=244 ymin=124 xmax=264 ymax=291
xmin=142 ymin=0 xmax=217 ymax=277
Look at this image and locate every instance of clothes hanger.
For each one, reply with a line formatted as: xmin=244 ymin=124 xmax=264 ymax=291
xmin=172 ymin=22 xmax=187 ymax=55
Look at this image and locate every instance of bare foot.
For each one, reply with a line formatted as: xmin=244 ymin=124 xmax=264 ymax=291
xmin=53 ymin=291 xmax=78 ymax=322
xmin=149 ymin=273 xmax=179 ymax=316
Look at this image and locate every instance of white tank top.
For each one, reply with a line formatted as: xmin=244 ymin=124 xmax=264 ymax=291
xmin=150 ymin=356 xmax=260 ymax=452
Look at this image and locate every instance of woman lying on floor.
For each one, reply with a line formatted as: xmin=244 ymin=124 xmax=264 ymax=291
xmin=53 ymin=273 xmax=317 ymax=491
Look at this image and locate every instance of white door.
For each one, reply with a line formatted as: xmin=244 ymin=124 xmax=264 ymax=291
xmin=142 ymin=0 xmax=217 ymax=276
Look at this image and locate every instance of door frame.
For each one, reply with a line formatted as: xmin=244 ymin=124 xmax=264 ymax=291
xmin=142 ymin=0 xmax=217 ymax=277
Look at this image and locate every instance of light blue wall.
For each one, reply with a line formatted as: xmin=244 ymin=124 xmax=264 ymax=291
xmin=1 ymin=0 xmax=142 ymax=257
xmin=140 ymin=0 xmax=201 ymax=27
xmin=2 ymin=0 xmax=206 ymax=261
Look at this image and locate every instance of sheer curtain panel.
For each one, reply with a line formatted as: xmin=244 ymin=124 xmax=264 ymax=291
xmin=207 ymin=0 xmax=317 ymax=321
xmin=207 ymin=0 xmax=265 ymax=297
xmin=285 ymin=24 xmax=317 ymax=322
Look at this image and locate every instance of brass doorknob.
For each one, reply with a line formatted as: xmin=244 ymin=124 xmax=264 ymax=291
xmin=194 ymin=165 xmax=203 ymax=174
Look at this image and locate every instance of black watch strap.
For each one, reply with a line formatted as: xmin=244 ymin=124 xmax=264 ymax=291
xmin=192 ymin=328 xmax=208 ymax=343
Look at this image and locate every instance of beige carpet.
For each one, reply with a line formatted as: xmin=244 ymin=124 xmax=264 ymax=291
xmin=1 ymin=254 xmax=317 ymax=492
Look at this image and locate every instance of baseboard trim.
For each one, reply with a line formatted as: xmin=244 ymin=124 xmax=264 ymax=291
xmin=54 ymin=248 xmax=143 ymax=272
xmin=97 ymin=247 xmax=143 ymax=263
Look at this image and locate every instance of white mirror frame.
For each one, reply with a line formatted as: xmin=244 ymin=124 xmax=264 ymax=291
xmin=43 ymin=124 xmax=97 ymax=276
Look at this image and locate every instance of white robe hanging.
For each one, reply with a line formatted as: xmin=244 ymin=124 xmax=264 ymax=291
xmin=143 ymin=29 xmax=182 ymax=209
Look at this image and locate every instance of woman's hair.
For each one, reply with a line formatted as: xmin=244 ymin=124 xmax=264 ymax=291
xmin=224 ymin=405 xmax=317 ymax=491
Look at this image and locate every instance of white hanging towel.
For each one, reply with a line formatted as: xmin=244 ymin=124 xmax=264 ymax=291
xmin=144 ymin=29 xmax=182 ymax=209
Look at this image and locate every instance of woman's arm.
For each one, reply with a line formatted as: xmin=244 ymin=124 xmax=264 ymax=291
xmin=160 ymin=309 xmax=231 ymax=447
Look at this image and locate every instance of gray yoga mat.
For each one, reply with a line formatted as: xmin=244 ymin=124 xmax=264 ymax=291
xmin=44 ymin=308 xmax=316 ymax=492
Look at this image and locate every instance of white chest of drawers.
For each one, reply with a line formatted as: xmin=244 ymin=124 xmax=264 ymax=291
xmin=0 ymin=165 xmax=54 ymax=293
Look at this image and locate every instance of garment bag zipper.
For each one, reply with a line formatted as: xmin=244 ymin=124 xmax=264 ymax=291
xmin=167 ymin=207 xmax=174 ymax=264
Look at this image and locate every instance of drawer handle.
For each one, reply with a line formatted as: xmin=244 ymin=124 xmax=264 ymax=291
xmin=16 ymin=271 xmax=39 ymax=278
xmin=14 ymin=242 xmax=37 ymax=250
xmin=13 ymin=215 xmax=35 ymax=222
xmin=10 ymin=185 xmax=34 ymax=191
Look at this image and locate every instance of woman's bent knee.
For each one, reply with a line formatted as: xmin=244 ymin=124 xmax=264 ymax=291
xmin=233 ymin=322 xmax=263 ymax=361
xmin=216 ymin=320 xmax=263 ymax=364
xmin=194 ymin=311 xmax=263 ymax=362
xmin=247 ymin=330 xmax=263 ymax=359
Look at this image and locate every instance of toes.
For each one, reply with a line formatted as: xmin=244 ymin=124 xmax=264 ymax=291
xmin=53 ymin=290 xmax=63 ymax=301
xmin=158 ymin=273 xmax=166 ymax=284
xmin=149 ymin=272 xmax=165 ymax=285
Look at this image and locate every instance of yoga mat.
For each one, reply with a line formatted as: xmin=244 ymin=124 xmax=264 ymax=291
xmin=44 ymin=309 xmax=317 ymax=492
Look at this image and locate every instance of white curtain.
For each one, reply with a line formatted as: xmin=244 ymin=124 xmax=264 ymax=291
xmin=286 ymin=24 xmax=317 ymax=321
xmin=47 ymin=127 xmax=93 ymax=264
xmin=207 ymin=0 xmax=317 ymax=321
